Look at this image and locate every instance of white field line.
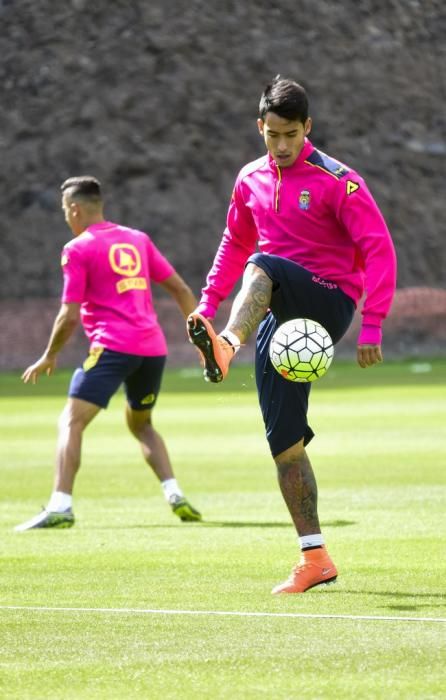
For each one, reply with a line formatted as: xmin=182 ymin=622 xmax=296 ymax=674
xmin=0 ymin=605 xmax=445 ymax=623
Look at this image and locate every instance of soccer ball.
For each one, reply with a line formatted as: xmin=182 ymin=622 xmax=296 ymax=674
xmin=269 ymin=318 xmax=334 ymax=382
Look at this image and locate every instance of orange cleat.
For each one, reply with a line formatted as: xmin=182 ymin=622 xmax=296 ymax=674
xmin=187 ymin=312 xmax=234 ymax=383
xmin=272 ymin=547 xmax=338 ymax=594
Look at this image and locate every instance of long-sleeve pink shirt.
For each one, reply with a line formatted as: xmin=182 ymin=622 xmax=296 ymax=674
xmin=199 ymin=139 xmax=397 ymax=345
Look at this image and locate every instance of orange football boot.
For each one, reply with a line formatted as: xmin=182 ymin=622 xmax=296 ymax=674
xmin=187 ymin=312 xmax=234 ymax=383
xmin=272 ymin=546 xmax=338 ymax=594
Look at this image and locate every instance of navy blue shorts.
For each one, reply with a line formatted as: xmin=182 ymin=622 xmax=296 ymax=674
xmin=250 ymin=253 xmax=355 ymax=457
xmin=68 ymin=347 xmax=166 ymax=410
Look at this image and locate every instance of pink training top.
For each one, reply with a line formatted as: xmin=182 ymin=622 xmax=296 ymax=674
xmin=61 ymin=221 xmax=175 ymax=356
xmin=198 ymin=139 xmax=397 ymax=346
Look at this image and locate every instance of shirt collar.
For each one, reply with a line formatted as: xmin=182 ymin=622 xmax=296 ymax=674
xmin=86 ymin=220 xmax=114 ymax=233
xmin=268 ymin=138 xmax=314 ymax=171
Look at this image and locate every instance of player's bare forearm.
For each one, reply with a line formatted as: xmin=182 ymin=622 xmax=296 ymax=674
xmin=357 ymin=344 xmax=383 ymax=368
xmin=44 ymin=304 xmax=80 ymax=358
xmin=175 ymin=288 xmax=198 ymax=319
xmin=22 ymin=303 xmax=80 ymax=383
xmin=161 ymin=273 xmax=198 ymax=319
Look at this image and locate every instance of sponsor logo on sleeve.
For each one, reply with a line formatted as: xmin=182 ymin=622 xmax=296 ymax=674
xmin=346 ymin=180 xmax=360 ymax=195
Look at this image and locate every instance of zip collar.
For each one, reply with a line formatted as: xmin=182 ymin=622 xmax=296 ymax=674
xmin=268 ymin=138 xmax=314 ymax=173
xmin=268 ymin=139 xmax=314 ymax=212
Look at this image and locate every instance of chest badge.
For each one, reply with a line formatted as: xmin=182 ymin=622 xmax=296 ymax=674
xmin=298 ymin=189 xmax=311 ymax=210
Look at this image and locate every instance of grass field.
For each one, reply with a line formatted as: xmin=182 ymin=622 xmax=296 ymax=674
xmin=1 ymin=360 xmax=445 ymax=699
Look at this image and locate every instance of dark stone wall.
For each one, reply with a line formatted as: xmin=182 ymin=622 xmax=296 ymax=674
xmin=1 ymin=0 xmax=445 ymax=302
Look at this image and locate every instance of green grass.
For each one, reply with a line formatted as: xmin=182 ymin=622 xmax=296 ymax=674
xmin=1 ymin=360 xmax=445 ymax=699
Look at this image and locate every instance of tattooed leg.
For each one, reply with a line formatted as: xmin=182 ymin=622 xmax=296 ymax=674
xmin=274 ymin=439 xmax=321 ymax=536
xmin=225 ymin=263 xmax=273 ymax=344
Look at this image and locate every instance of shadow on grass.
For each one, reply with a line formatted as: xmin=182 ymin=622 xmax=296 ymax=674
xmin=386 ymin=604 xmax=446 ymax=612
xmin=90 ymin=518 xmax=356 ymax=530
xmin=199 ymin=518 xmax=356 ymax=528
xmin=90 ymin=522 xmax=290 ymax=529
xmin=332 ymin=590 xmax=446 ymax=608
xmin=200 ymin=521 xmax=290 ymax=528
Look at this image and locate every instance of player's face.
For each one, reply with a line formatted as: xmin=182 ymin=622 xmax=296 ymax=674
xmin=258 ymin=112 xmax=312 ymax=167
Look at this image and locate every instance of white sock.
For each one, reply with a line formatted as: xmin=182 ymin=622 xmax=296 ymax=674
xmin=221 ymin=329 xmax=241 ymax=354
xmin=299 ymin=534 xmax=324 ymax=550
xmin=161 ymin=478 xmax=183 ymax=503
xmin=47 ymin=491 xmax=72 ymax=513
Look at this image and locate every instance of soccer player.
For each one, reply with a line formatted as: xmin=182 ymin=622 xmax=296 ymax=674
xmin=187 ymin=77 xmax=397 ymax=593
xmin=16 ymin=176 xmax=201 ymax=531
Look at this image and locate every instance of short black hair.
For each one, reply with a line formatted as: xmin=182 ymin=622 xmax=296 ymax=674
xmin=259 ymin=76 xmax=309 ymax=123
xmin=61 ymin=176 xmax=102 ymax=202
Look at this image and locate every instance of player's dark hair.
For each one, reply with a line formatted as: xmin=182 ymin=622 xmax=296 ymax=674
xmin=61 ymin=176 xmax=102 ymax=203
xmin=259 ymin=76 xmax=309 ymax=123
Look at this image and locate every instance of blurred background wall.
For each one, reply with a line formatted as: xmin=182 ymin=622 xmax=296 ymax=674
xmin=1 ymin=0 xmax=445 ymax=368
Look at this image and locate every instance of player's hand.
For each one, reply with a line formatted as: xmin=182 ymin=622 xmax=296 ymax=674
xmin=22 ymin=355 xmax=57 ymax=384
xmin=357 ymin=344 xmax=383 ymax=368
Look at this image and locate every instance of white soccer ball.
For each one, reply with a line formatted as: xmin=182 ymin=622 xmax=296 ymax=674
xmin=269 ymin=318 xmax=334 ymax=383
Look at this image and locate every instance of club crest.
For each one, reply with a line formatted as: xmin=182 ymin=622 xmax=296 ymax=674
xmin=299 ymin=190 xmax=311 ymax=210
